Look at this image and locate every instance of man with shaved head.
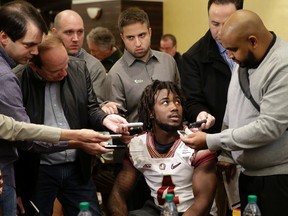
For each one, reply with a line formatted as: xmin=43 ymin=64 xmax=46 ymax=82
xmin=52 ymin=10 xmax=107 ymax=104
xmin=180 ymin=10 xmax=288 ymax=215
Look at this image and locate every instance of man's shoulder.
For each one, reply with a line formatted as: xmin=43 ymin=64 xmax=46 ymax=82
xmin=0 ymin=58 xmax=15 ymax=77
xmin=68 ymin=56 xmax=87 ymax=67
xmin=152 ymin=49 xmax=173 ymax=60
xmin=183 ymin=30 xmax=214 ymax=57
xmin=129 ymin=133 xmax=147 ymax=148
xmin=108 ymin=56 xmax=125 ymax=75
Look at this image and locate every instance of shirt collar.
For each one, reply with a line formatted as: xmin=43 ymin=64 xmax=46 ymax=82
xmin=216 ymin=41 xmax=226 ymax=54
xmin=73 ymin=48 xmax=84 ymax=58
xmin=123 ymin=48 xmax=159 ymax=66
xmin=0 ymin=46 xmax=17 ymax=68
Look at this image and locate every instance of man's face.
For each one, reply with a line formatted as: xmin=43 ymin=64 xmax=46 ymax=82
xmin=87 ymin=41 xmax=111 ymax=61
xmin=208 ymin=3 xmax=237 ymax=43
xmin=53 ymin=16 xmax=84 ymax=56
xmin=120 ymin=22 xmax=151 ymax=61
xmin=222 ymin=36 xmax=257 ymax=68
xmin=2 ymin=22 xmax=43 ymax=64
xmin=152 ymin=89 xmax=183 ymax=132
xmin=160 ymin=39 xmax=176 ymax=57
xmin=35 ymin=45 xmax=69 ymax=81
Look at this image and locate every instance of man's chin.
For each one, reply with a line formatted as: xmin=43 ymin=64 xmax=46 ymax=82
xmin=18 ymin=58 xmax=30 ymax=64
xmin=157 ymin=122 xmax=182 ymax=132
xmin=68 ymin=49 xmax=80 ymax=56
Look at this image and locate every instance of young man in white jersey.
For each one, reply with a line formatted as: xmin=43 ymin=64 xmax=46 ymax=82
xmin=108 ymin=80 xmax=217 ymax=216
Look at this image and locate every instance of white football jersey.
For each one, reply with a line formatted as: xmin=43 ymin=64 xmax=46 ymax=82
xmin=128 ymin=132 xmax=213 ymax=213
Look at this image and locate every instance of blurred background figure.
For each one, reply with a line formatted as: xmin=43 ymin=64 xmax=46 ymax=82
xmin=160 ymin=34 xmax=183 ymax=76
xmin=87 ymin=27 xmax=123 ymax=73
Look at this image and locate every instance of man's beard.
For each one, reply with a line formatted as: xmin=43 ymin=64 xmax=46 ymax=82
xmin=239 ymin=50 xmax=258 ymax=68
xmin=155 ymin=118 xmax=182 ymax=132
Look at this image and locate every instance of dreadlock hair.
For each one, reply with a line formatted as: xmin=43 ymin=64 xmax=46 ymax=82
xmin=138 ymin=80 xmax=184 ymax=132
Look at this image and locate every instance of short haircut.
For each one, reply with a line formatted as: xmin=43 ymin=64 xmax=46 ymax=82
xmin=0 ymin=0 xmax=48 ymax=42
xmin=161 ymin=34 xmax=177 ymax=46
xmin=138 ymin=80 xmax=184 ymax=132
xmin=118 ymin=7 xmax=150 ymax=33
xmin=31 ymin=33 xmax=65 ymax=68
xmin=208 ymin=0 xmax=244 ymax=11
xmin=86 ymin=27 xmax=115 ymax=50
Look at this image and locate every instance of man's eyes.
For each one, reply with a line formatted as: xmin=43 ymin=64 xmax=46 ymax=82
xmin=64 ymin=30 xmax=84 ymax=35
xmin=23 ymin=43 xmax=37 ymax=48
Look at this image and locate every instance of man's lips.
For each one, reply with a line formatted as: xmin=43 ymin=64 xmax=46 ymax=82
xmin=135 ymin=48 xmax=144 ymax=53
xmin=169 ymin=114 xmax=181 ymax=121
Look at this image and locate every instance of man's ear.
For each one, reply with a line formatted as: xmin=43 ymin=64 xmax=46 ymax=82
xmin=248 ymin=36 xmax=258 ymax=48
xmin=120 ymin=33 xmax=124 ymax=41
xmin=0 ymin=31 xmax=9 ymax=46
xmin=51 ymin=27 xmax=57 ymax=33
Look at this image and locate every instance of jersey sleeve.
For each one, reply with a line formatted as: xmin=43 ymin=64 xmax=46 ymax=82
xmin=191 ymin=149 xmax=217 ymax=168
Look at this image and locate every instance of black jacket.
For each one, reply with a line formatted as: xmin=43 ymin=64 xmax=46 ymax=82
xmin=14 ymin=57 xmax=107 ymax=196
xmin=181 ymin=30 xmax=232 ymax=133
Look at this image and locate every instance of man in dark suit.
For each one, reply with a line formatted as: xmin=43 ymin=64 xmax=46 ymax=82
xmin=181 ymin=0 xmax=243 ymax=215
xmin=182 ymin=0 xmax=243 ymax=133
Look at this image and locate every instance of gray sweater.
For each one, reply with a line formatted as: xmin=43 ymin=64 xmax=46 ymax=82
xmin=207 ymin=36 xmax=288 ymax=176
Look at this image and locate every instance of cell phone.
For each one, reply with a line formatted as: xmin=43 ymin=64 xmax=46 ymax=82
xmin=188 ymin=119 xmax=207 ymax=128
xmin=177 ymin=130 xmax=187 ymax=136
xmin=104 ymin=145 xmax=127 ymax=149
xmin=121 ymin=122 xmax=143 ymax=135
xmin=121 ymin=122 xmax=143 ymax=127
xmin=109 ymin=134 xmax=122 ymax=139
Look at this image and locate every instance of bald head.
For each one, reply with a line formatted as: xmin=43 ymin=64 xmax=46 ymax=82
xmin=221 ymin=9 xmax=270 ymax=46
xmin=54 ymin=10 xmax=83 ymax=29
xmin=220 ymin=10 xmax=273 ymax=68
xmin=52 ymin=10 xmax=84 ymax=56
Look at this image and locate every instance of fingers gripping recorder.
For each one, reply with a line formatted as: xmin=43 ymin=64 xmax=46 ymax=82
xmin=177 ymin=120 xmax=207 ymax=136
xmin=104 ymin=122 xmax=144 ymax=149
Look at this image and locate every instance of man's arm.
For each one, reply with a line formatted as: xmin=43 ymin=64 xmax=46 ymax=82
xmin=106 ymin=66 xmax=126 ymax=111
xmin=89 ymin=60 xmax=108 ymax=104
xmin=0 ymin=114 xmax=61 ymax=142
xmin=181 ymin=53 xmax=210 ymax=123
xmin=184 ymin=153 xmax=217 ymax=216
xmin=108 ymin=162 xmax=138 ymax=216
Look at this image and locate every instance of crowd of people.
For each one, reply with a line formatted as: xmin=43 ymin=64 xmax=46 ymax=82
xmin=1 ymin=0 xmax=288 ymax=216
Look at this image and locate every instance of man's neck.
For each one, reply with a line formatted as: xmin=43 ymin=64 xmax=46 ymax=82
xmin=153 ymin=129 xmax=178 ymax=145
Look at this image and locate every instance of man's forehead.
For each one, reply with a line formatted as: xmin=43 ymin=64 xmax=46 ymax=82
xmin=155 ymin=89 xmax=177 ymax=99
xmin=61 ymin=26 xmax=84 ymax=32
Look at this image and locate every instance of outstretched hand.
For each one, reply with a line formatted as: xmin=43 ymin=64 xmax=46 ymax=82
xmin=103 ymin=114 xmax=128 ymax=133
xmin=68 ymin=140 xmax=113 ymax=155
xmin=69 ymin=129 xmax=110 ymax=143
xmin=179 ymin=131 xmax=208 ymax=150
